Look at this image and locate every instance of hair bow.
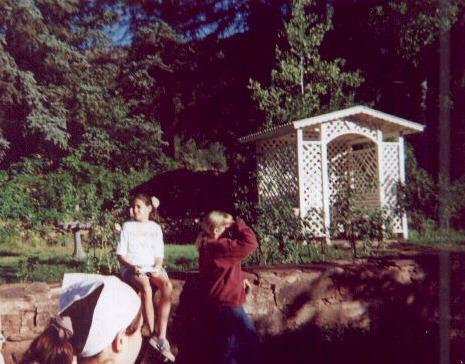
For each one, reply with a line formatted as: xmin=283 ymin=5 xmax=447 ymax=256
xmin=151 ymin=196 xmax=160 ymax=208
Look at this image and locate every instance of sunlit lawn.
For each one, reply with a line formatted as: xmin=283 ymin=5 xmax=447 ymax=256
xmin=0 ymin=232 xmax=199 ymax=284
xmin=2 ymin=225 xmax=464 ymax=284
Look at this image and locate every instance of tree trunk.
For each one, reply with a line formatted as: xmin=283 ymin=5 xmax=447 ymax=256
xmin=438 ymin=0 xmax=451 ymax=231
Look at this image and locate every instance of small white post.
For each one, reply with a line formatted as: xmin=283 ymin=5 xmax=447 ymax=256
xmin=399 ymin=135 xmax=409 ymax=239
xmin=296 ymin=128 xmax=306 ymax=219
xmin=377 ymin=130 xmax=385 ymax=209
xmin=320 ymin=124 xmax=331 ymax=243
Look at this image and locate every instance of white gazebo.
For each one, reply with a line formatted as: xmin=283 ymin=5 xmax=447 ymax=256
xmin=239 ymin=105 xmax=425 ymax=240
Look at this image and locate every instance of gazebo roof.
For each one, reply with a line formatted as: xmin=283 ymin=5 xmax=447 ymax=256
xmin=239 ymin=105 xmax=425 ymax=143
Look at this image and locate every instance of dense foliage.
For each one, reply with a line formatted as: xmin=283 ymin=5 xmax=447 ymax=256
xmin=0 ymin=0 xmax=464 ymax=261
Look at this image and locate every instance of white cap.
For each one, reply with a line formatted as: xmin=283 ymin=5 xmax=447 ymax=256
xmin=59 ymin=274 xmax=140 ymax=358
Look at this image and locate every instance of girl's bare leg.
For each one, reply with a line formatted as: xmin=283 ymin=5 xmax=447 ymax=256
xmin=149 ymin=274 xmax=173 ymax=339
xmin=131 ymin=274 xmax=155 ymax=334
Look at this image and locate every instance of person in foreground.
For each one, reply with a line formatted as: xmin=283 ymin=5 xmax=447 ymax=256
xmin=196 ymin=211 xmax=259 ymax=364
xmin=21 ymin=273 xmax=143 ymax=364
xmin=0 ymin=320 xmax=5 ymax=364
xmin=116 ymin=193 xmax=175 ymax=362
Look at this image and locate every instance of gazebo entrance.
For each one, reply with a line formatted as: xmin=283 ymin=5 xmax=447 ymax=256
xmin=328 ymin=135 xmax=380 ymax=222
xmin=240 ymin=106 xmax=425 ymax=241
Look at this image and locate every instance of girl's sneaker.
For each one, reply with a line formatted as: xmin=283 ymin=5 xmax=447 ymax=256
xmin=149 ymin=336 xmax=175 ymax=362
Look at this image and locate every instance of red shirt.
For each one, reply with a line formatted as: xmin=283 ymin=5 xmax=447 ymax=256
xmin=198 ymin=221 xmax=258 ymax=307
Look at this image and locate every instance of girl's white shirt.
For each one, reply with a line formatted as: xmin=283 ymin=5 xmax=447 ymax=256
xmin=116 ymin=220 xmax=164 ymax=269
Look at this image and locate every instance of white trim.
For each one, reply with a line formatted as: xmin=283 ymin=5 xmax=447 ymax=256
xmin=296 ymin=129 xmax=306 ymax=218
xmin=293 ymin=105 xmax=425 ymax=132
xmin=320 ymin=124 xmax=330 ymax=241
xmin=377 ymin=130 xmax=384 ymax=209
xmin=399 ymin=136 xmax=408 ymax=239
xmin=239 ymin=105 xmax=425 ymax=143
xmin=327 ymin=130 xmax=378 ymax=145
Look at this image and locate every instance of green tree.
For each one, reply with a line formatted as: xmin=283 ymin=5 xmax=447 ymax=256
xmin=0 ymin=0 xmax=118 ymax=162
xmin=249 ymin=0 xmax=363 ymax=127
xmin=377 ymin=0 xmax=464 ymax=230
xmin=0 ymin=0 xmax=168 ymax=171
xmin=118 ymin=19 xmax=188 ymax=156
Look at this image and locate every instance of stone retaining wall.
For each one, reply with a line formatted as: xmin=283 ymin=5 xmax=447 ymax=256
xmin=1 ymin=253 xmax=465 ymax=363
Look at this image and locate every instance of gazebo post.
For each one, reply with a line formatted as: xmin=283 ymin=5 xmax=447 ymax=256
xmin=376 ymin=130 xmax=385 ymax=209
xmin=296 ymin=128 xmax=306 ymax=219
xmin=320 ymin=124 xmax=331 ymax=245
xmin=399 ymin=135 xmax=409 ymax=239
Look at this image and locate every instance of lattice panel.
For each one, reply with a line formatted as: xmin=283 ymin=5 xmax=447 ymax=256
xmin=349 ymin=147 xmax=379 ymax=211
xmin=382 ymin=143 xmax=402 ymax=233
xmin=257 ymin=137 xmax=294 ymax=154
xmin=302 ymin=208 xmax=325 ymax=237
xmin=324 ymin=119 xmax=377 ymax=142
xmin=328 ymin=142 xmax=350 ymax=206
xmin=303 ymin=128 xmax=320 ymax=141
xmin=257 ymin=141 xmax=299 ymax=206
xmin=301 ymin=143 xmax=325 ymax=236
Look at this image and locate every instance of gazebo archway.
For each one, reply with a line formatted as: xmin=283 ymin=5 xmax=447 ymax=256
xmin=328 ymin=134 xmax=380 ymax=227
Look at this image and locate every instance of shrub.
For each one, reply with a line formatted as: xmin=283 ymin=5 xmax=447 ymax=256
xmin=397 ymin=144 xmax=465 ymax=232
xmin=331 ymin=180 xmax=393 ymax=257
xmin=236 ymin=200 xmax=315 ymax=265
xmin=163 ymin=216 xmax=199 ymax=244
xmin=0 ymin=153 xmax=151 ymax=227
xmin=176 ymin=139 xmax=227 ymax=172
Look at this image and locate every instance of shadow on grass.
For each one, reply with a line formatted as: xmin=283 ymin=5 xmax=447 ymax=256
xmin=0 ymin=265 xmax=19 ymax=283
xmin=0 ymin=255 xmax=88 ymax=284
xmin=0 ymin=250 xmax=21 ymax=257
xmin=39 ymin=256 xmax=86 ymax=267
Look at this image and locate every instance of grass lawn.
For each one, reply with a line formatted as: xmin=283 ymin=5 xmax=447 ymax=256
xmin=0 ymin=237 xmax=349 ymax=284
xmin=0 ymin=242 xmax=199 ymax=284
xmin=1 ymin=224 xmax=464 ymax=284
xmin=407 ymin=228 xmax=465 ymax=246
xmin=0 ymin=246 xmax=88 ymax=284
xmin=164 ymin=244 xmax=199 ymax=272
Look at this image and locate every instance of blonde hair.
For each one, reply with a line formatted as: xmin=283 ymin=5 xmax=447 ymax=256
xmin=195 ymin=210 xmax=234 ymax=249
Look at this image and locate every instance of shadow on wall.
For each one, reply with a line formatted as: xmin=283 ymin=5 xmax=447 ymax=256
xmin=168 ymin=254 xmax=465 ymax=364
xmin=168 ymin=272 xmax=213 ymax=364
xmin=258 ymin=316 xmax=438 ymax=364
xmin=132 ymin=169 xmax=235 ymax=243
xmin=259 ymin=261 xmax=439 ymax=363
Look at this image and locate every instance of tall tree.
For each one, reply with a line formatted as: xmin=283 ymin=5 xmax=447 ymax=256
xmin=118 ymin=17 xmax=190 ymax=155
xmin=0 ymin=0 xmax=167 ymax=170
xmin=438 ymin=0 xmax=452 ymax=230
xmin=371 ymin=0 xmax=464 ymax=228
xmin=249 ymin=0 xmax=363 ymax=127
xmin=0 ymin=0 xmax=110 ymax=161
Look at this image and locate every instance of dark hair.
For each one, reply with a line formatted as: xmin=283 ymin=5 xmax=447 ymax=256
xmin=21 ymin=325 xmax=74 ymax=364
xmin=21 ymin=309 xmax=142 ymax=364
xmin=131 ymin=193 xmax=161 ymax=223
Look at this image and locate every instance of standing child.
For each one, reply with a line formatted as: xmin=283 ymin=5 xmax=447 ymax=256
xmin=116 ymin=193 xmax=175 ymax=362
xmin=196 ymin=211 xmax=259 ymax=364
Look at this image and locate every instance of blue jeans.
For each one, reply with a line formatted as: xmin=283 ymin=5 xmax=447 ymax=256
xmin=212 ymin=306 xmax=259 ymax=364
